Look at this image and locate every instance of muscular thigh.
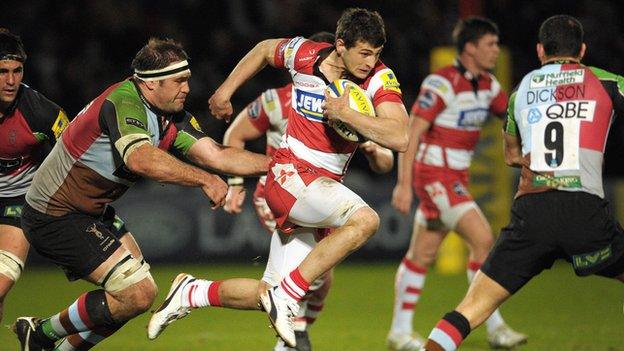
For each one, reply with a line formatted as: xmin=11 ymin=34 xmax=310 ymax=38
xmin=266 ymin=162 xmax=368 ymax=229
xmin=21 ymin=204 xmax=122 ymax=281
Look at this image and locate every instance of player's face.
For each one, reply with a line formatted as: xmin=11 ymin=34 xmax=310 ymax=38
xmin=472 ymin=34 xmax=500 ymax=71
xmin=340 ymin=40 xmax=383 ymax=79
xmin=152 ymin=73 xmax=190 ymax=113
xmin=0 ymin=60 xmax=24 ymax=107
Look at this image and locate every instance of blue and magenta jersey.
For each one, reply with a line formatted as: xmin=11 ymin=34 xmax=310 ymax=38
xmin=0 ymin=83 xmax=69 ymax=197
xmin=505 ymin=62 xmax=624 ymax=198
xmin=26 ymin=79 xmax=205 ymax=216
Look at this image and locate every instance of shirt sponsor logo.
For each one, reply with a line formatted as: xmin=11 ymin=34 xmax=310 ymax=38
xmin=425 ymin=77 xmax=448 ymax=94
xmin=527 ymin=108 xmax=542 ymax=124
xmin=189 ymin=116 xmax=203 ymax=132
xmin=526 ymin=85 xmax=585 ymax=104
xmin=458 ymin=108 xmax=489 ymax=127
xmin=0 ymin=156 xmax=22 ymax=174
xmin=529 ymin=69 xmax=585 ymax=88
xmin=125 ymin=117 xmax=147 ymax=130
xmin=52 ymin=110 xmax=70 ymax=139
xmin=417 ymin=90 xmax=437 ymax=109
xmin=545 ymin=100 xmax=595 ymax=121
xmin=381 ymin=71 xmax=401 ymax=93
xmin=295 ymin=89 xmax=324 ymax=121
xmin=532 ymin=174 xmax=581 ymax=188
xmin=248 ymin=99 xmax=262 ymax=119
xmin=573 ymin=244 xmax=612 ymax=270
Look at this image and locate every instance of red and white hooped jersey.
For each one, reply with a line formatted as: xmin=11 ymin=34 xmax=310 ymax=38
xmin=411 ymin=62 xmax=507 ymax=172
xmin=246 ymin=84 xmax=291 ymax=157
xmin=273 ymin=37 xmax=403 ymax=179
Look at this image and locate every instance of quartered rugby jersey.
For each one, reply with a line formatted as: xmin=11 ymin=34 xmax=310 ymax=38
xmin=0 ymin=83 xmax=68 ymax=197
xmin=273 ymin=37 xmax=404 ymax=178
xmin=246 ymin=83 xmax=291 ymax=157
xmin=411 ymin=62 xmax=507 ymax=171
xmin=505 ymin=62 xmax=624 ymax=198
xmin=26 ymin=79 xmax=205 ymax=216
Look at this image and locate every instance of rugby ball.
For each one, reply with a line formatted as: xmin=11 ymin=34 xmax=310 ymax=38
xmin=326 ymin=79 xmax=375 ymax=142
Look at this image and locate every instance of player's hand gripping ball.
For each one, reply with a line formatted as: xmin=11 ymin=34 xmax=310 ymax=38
xmin=325 ymin=79 xmax=375 ymax=142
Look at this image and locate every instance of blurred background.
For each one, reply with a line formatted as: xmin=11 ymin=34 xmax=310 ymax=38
xmin=2 ymin=0 xmax=624 ymax=265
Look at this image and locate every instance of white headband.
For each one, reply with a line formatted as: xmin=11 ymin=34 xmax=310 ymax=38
xmin=134 ymin=60 xmax=190 ymax=81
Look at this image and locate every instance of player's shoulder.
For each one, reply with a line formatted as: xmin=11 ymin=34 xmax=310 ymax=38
xmin=18 ymin=83 xmax=62 ymax=116
xmin=105 ymin=79 xmax=143 ymax=108
xmin=361 ymin=61 xmax=401 ymax=94
xmin=421 ymin=67 xmax=456 ymax=99
xmin=282 ymin=37 xmax=332 ymax=68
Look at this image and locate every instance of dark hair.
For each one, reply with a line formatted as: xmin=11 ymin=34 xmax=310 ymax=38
xmin=452 ymin=17 xmax=499 ymax=53
xmin=308 ymin=31 xmax=335 ymax=45
xmin=0 ymin=28 xmax=27 ymax=62
xmin=538 ymin=15 xmax=583 ymax=57
xmin=335 ymin=8 xmax=386 ymax=49
xmin=131 ymin=38 xmax=188 ymax=72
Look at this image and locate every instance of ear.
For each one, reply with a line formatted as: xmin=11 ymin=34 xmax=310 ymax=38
xmin=464 ymin=41 xmax=477 ymax=56
xmin=536 ymin=43 xmax=546 ymax=63
xmin=579 ymin=43 xmax=587 ymax=60
xmin=143 ymin=80 xmax=158 ymax=91
xmin=335 ymin=38 xmax=346 ymax=55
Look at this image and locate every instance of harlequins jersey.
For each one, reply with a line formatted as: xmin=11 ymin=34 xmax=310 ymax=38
xmin=505 ymin=62 xmax=624 ymax=198
xmin=0 ymin=83 xmax=68 ymax=197
xmin=26 ymin=79 xmax=205 ymax=216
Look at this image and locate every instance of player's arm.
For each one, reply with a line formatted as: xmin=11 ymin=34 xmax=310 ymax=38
xmin=186 ymin=137 xmax=270 ymax=177
xmin=502 ymin=91 xmax=523 ymax=168
xmin=392 ymin=115 xmax=432 ymax=214
xmin=323 ymin=94 xmax=409 ymax=152
xmin=209 ymin=39 xmax=285 ymax=121
xmin=359 ymin=141 xmax=394 ymax=174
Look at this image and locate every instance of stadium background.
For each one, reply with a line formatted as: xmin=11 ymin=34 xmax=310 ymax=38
xmin=0 ymin=1 xmax=623 ymax=350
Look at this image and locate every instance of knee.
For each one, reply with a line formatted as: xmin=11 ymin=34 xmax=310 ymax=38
xmin=351 ymin=207 xmax=379 ymax=239
xmin=127 ymin=278 xmax=158 ymax=314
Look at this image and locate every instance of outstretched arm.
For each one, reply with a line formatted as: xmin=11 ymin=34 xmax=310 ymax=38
xmin=208 ymin=39 xmax=284 ymax=121
xmin=126 ymin=143 xmax=227 ymax=208
xmin=186 ymin=137 xmax=269 ymax=177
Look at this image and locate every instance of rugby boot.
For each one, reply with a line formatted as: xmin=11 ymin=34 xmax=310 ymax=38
xmin=487 ymin=324 xmax=528 ymax=349
xmin=147 ymin=273 xmax=196 ymax=340
xmin=387 ymin=331 xmax=425 ymax=351
xmin=13 ymin=317 xmax=55 ymax=351
xmin=260 ymin=286 xmax=299 ymax=348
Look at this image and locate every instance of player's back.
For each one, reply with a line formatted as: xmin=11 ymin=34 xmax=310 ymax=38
xmin=509 ymin=62 xmax=624 ymax=198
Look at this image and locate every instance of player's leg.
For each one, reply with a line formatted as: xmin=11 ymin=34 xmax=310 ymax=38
xmin=388 ymin=209 xmax=447 ymax=351
xmin=261 ymin=171 xmax=376 ymax=347
xmin=422 ymin=271 xmax=511 ymax=351
xmin=453 ymin=206 xmax=527 ymax=348
xmin=14 ymin=207 xmax=157 ymax=350
xmin=0 ymin=224 xmax=28 ymax=323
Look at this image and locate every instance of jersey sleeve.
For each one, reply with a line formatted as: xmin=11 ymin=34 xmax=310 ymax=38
xmin=410 ymin=74 xmax=452 ymax=122
xmin=488 ymin=75 xmax=509 ymax=118
xmin=274 ymin=37 xmax=330 ymax=74
xmin=171 ymin=113 xmax=206 ymax=155
xmin=365 ymin=68 xmax=404 ymax=108
xmin=503 ymin=91 xmax=518 ymax=136
xmin=21 ymin=87 xmax=70 ymax=147
xmin=246 ymin=93 xmax=271 ymax=133
xmin=100 ymin=96 xmax=152 ymax=163
xmin=589 ymin=66 xmax=624 ymax=119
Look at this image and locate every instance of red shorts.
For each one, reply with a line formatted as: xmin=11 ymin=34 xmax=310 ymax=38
xmin=412 ymin=165 xmax=473 ymax=221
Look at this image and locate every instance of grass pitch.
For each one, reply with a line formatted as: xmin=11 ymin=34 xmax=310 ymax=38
xmin=1 ymin=261 xmax=621 ymax=350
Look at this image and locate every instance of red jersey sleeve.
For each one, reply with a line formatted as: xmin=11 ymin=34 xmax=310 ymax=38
xmin=274 ymin=37 xmax=332 ymax=74
xmin=410 ymin=89 xmax=447 ymax=122
xmin=489 ymin=89 xmax=509 ymax=117
xmin=246 ymin=95 xmax=270 ymax=133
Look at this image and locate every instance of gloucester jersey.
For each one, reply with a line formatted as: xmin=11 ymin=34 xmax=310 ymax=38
xmin=273 ymin=37 xmax=403 ymax=179
xmin=0 ymin=83 xmax=68 ymax=197
xmin=505 ymin=62 xmax=624 ymax=198
xmin=26 ymin=79 xmax=205 ymax=216
xmin=411 ymin=61 xmax=507 ymax=172
xmin=247 ymin=84 xmax=291 ymax=157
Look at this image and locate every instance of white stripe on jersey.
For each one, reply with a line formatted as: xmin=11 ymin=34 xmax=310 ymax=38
xmin=285 ymin=135 xmax=351 ymax=175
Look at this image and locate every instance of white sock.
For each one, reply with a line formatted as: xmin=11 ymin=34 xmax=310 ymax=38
xmin=181 ymin=279 xmax=221 ymax=308
xmin=467 ymin=261 xmax=505 ymax=333
xmin=390 ymin=257 xmax=427 ymax=334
